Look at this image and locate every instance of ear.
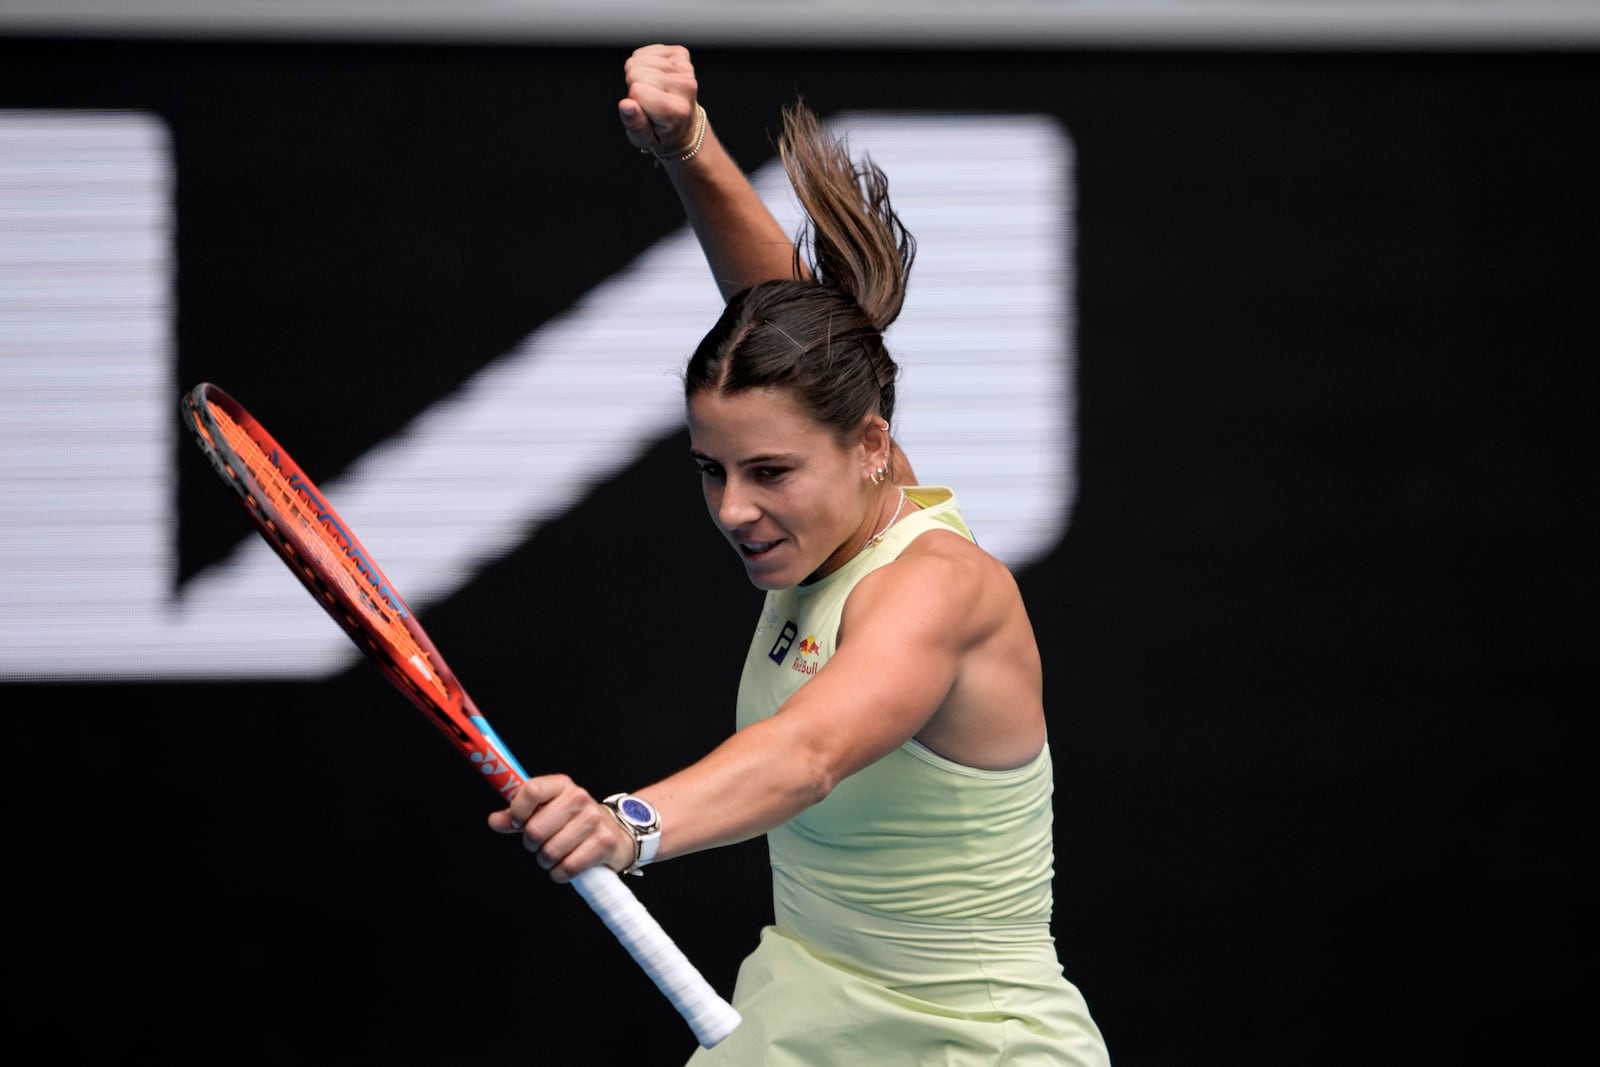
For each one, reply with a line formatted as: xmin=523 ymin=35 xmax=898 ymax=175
xmin=858 ymin=414 xmax=892 ymax=484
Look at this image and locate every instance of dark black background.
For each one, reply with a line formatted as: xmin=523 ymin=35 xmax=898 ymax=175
xmin=2 ymin=35 xmax=1593 ymax=1065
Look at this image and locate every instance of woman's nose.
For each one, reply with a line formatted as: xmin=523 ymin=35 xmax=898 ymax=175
xmin=713 ymin=478 xmax=759 ymax=529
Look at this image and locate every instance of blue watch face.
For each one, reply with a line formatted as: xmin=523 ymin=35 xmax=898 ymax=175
xmin=620 ymin=797 xmax=654 ymax=825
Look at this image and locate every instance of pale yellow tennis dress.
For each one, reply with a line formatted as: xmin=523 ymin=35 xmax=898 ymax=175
xmin=687 ymin=487 xmax=1110 ymax=1066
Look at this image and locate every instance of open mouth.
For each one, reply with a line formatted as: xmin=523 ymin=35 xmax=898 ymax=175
xmin=739 ymin=539 xmax=780 ymax=559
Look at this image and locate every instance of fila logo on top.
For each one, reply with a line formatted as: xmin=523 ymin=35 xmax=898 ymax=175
xmin=768 ymin=621 xmax=799 ymax=665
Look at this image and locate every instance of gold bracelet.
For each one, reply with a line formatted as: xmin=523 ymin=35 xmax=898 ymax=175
xmin=640 ymin=104 xmax=708 ymax=164
xmin=676 ymin=104 xmax=709 ymax=161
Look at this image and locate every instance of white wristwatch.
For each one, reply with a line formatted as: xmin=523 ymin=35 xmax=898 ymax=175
xmin=602 ymin=793 xmax=662 ymax=876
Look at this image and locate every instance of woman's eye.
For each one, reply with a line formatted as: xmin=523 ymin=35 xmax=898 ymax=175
xmin=755 ymin=467 xmax=787 ymax=483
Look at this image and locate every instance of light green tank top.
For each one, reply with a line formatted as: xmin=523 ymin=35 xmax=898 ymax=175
xmin=734 ymin=486 xmax=1056 ymax=927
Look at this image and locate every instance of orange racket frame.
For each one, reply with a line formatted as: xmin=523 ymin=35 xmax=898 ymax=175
xmin=181 ymin=382 xmax=740 ymax=1048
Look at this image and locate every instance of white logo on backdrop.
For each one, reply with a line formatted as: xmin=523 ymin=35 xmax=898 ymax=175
xmin=0 ymin=110 xmax=1076 ymax=679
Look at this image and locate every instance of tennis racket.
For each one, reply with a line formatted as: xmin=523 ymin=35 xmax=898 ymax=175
xmin=181 ymin=381 xmax=741 ymax=1049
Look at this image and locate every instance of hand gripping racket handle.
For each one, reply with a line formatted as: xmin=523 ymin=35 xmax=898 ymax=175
xmin=427 ymin=706 xmax=741 ymax=1047
xmin=483 ymin=740 xmax=741 ymax=1047
xmin=570 ymin=867 xmax=743 ymax=1047
xmin=468 ymin=719 xmax=740 ymax=1048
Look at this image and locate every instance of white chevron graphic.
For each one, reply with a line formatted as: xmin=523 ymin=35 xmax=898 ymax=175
xmin=0 ymin=110 xmax=1075 ymax=679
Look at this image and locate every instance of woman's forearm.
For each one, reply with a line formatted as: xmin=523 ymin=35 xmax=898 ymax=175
xmin=660 ymin=120 xmax=807 ymax=301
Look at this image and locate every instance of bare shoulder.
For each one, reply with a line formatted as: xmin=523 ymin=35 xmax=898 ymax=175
xmin=846 ymin=530 xmax=1045 ymax=771
xmin=900 ymin=528 xmax=1022 ymax=598
xmin=848 ymin=529 xmax=1023 ymax=641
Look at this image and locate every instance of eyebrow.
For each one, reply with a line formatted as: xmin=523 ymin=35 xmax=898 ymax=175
xmin=690 ymin=448 xmax=800 ymax=467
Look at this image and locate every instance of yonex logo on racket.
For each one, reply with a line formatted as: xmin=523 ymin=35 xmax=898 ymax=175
xmin=469 ymin=751 xmax=520 ymax=795
xmin=281 ymin=466 xmax=408 ymax=620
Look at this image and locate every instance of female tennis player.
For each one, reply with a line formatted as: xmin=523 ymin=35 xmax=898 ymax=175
xmin=488 ymin=43 xmax=1112 ymax=1065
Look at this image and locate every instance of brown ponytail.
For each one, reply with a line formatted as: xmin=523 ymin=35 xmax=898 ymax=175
xmin=685 ymin=101 xmax=917 ymax=453
xmin=779 ymin=102 xmax=916 ymax=333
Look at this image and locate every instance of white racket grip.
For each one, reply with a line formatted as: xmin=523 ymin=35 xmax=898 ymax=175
xmin=570 ymin=866 xmax=742 ymax=1048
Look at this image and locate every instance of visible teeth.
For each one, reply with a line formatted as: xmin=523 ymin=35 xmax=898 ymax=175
xmin=742 ymin=541 xmax=776 ymax=554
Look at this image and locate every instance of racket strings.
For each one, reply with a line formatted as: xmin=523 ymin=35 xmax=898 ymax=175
xmin=204 ymin=399 xmax=452 ymax=707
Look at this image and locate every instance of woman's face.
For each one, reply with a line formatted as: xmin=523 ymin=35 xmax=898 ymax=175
xmin=688 ymin=386 xmax=875 ymax=589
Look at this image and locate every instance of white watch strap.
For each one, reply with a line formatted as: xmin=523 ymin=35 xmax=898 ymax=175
xmin=635 ymin=828 xmax=661 ymax=869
